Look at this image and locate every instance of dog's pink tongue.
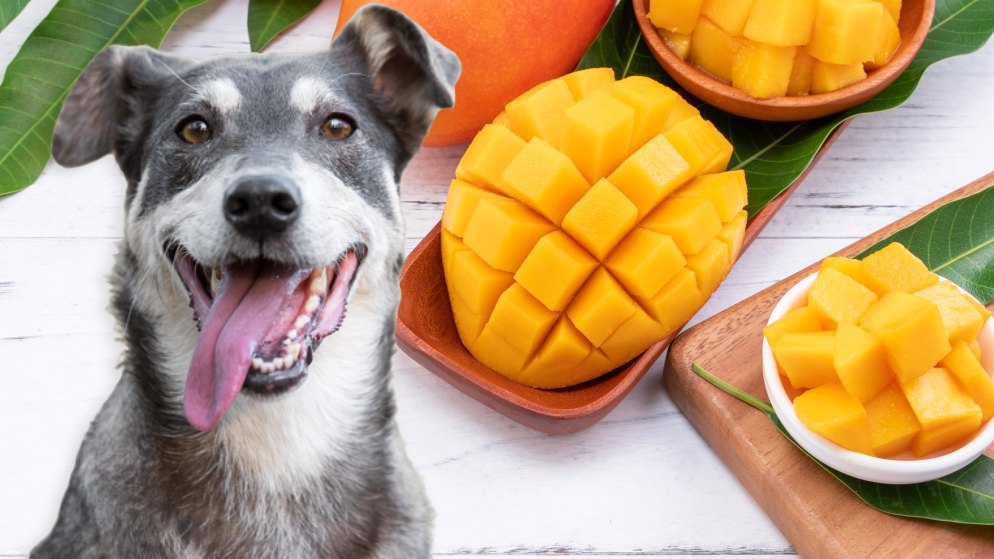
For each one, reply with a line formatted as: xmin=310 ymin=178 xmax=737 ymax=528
xmin=184 ymin=262 xmax=309 ymax=431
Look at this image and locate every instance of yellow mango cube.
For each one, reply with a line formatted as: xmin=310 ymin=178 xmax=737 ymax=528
xmin=764 ymin=306 xmax=822 ymax=346
xmin=743 ymin=0 xmax=818 ymax=47
xmin=690 ymin=17 xmax=741 ymax=82
xmin=462 ymin=198 xmax=555 ymax=272
xmin=903 ymin=367 xmax=983 ymax=456
xmin=860 ymin=291 xmax=951 ymax=385
xmin=455 ymin=124 xmax=526 ymax=192
xmin=449 ymin=293 xmax=487 ymax=347
xmin=517 ymin=317 xmax=593 ymax=388
xmin=787 ymin=48 xmax=817 ymax=95
xmin=860 ymin=242 xmax=938 ymax=294
xmin=662 ymin=29 xmax=692 ymax=60
xmin=772 ymin=330 xmax=838 ymax=389
xmin=808 ymin=267 xmax=879 ymax=328
xmin=809 ymin=0 xmax=886 ymax=64
xmin=864 ymin=383 xmax=921 ymax=457
xmin=442 ymin=179 xmax=508 ymax=237
xmin=732 ymin=41 xmax=797 ymax=99
xmin=608 ymin=135 xmax=693 ymax=219
xmin=514 ymin=231 xmax=598 ymax=311
xmin=702 ymin=0 xmax=757 ymax=36
xmin=642 ymin=196 xmax=723 ymax=255
xmin=664 ymin=99 xmax=701 ymax=131
xmin=504 ymin=78 xmax=575 ymax=148
xmin=566 ymin=268 xmax=638 ymax=347
xmin=941 ymin=342 xmax=994 ymax=421
xmin=606 ymin=228 xmax=686 ymax=300
xmin=969 ymin=339 xmax=983 ymax=360
xmin=686 ymin=239 xmax=731 ymax=295
xmin=675 ymin=170 xmax=748 ymax=222
xmin=914 ymin=281 xmax=987 ymax=345
xmin=877 ymin=0 xmax=901 ymax=21
xmin=492 ymin=111 xmax=511 ymax=128
xmin=638 ymin=268 xmax=706 ymax=333
xmin=562 ymin=91 xmax=635 ymax=184
xmin=868 ymin=9 xmax=901 ymax=69
xmin=562 ymin=67 xmax=614 ymax=100
xmin=610 ymin=76 xmax=682 ymax=150
xmin=810 ymin=60 xmax=867 ymax=94
xmin=663 ymin=115 xmax=734 ymax=176
xmin=447 ymin=249 xmax=514 ymax=317
xmin=717 ymin=210 xmax=748 ymax=262
xmin=601 ymin=308 xmax=668 ymax=362
xmin=562 ymin=179 xmax=638 ymax=261
xmin=499 ymin=137 xmax=590 ymax=225
xmin=486 ymin=284 xmax=559 ymax=357
xmin=441 ymin=229 xmax=467 ymax=272
xmin=650 ymin=0 xmax=705 ymax=35
xmin=794 ymin=382 xmax=874 ymax=455
xmin=819 ymin=256 xmax=880 ymax=294
xmin=834 ymin=322 xmax=892 ymax=402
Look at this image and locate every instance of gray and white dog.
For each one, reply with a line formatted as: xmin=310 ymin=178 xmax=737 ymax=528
xmin=31 ymin=5 xmax=458 ymax=558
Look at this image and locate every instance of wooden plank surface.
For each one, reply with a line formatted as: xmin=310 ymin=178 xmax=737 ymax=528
xmin=665 ymin=170 xmax=994 ymax=559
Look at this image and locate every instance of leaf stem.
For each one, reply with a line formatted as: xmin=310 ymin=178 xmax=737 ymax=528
xmin=690 ymin=363 xmax=774 ymax=415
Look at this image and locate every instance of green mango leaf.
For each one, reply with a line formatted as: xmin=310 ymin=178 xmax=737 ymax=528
xmin=578 ymin=1 xmax=994 ymax=218
xmin=691 ymin=363 xmax=994 ymax=525
xmin=0 ymin=0 xmax=30 ymax=33
xmin=247 ymin=0 xmax=322 ymax=53
xmin=0 ymin=0 xmax=210 ymax=197
xmin=859 ymin=185 xmax=994 ymax=304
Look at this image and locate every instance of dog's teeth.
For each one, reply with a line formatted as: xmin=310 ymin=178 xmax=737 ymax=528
xmin=305 ymin=295 xmax=321 ymax=314
xmin=288 ymin=342 xmax=301 ymax=360
xmin=309 ymin=268 xmax=327 ymax=294
xmin=252 ymin=357 xmax=264 ymax=370
xmin=284 ymin=354 xmax=296 ymax=368
xmin=262 ymin=362 xmax=275 ymax=374
xmin=287 ymin=329 xmax=298 ymax=340
xmin=211 ymin=269 xmax=221 ymax=293
xmin=294 ymin=315 xmax=310 ymax=329
xmin=273 ymin=357 xmax=285 ymax=369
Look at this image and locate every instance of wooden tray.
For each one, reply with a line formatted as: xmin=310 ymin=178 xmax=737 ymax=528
xmin=397 ymin=124 xmax=849 ymax=435
xmin=664 ymin=170 xmax=994 ymax=558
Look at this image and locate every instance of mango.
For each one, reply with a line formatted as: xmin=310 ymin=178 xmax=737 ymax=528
xmin=764 ymin=306 xmax=822 ymax=346
xmin=810 ymin=61 xmax=867 ymax=94
xmin=915 ymin=281 xmax=988 ymax=345
xmin=743 ymin=0 xmax=818 ymax=47
xmin=860 ymin=291 xmax=951 ymax=385
xmin=860 ymin=241 xmax=939 ymax=294
xmin=786 ymin=48 xmax=817 ymax=96
xmin=772 ymin=331 xmax=838 ymax=389
xmin=868 ymin=8 xmax=901 ymax=70
xmin=651 ymin=0 xmax=705 ymax=34
xmin=442 ymin=70 xmax=746 ymax=388
xmin=662 ymin=29 xmax=693 ymax=60
xmin=702 ymin=0 xmax=756 ymax=36
xmin=731 ymin=41 xmax=797 ymax=99
xmin=809 ymin=0 xmax=885 ymax=65
xmin=834 ymin=322 xmax=892 ymax=402
xmin=794 ymin=382 xmax=874 ymax=455
xmin=904 ymin=367 xmax=983 ymax=456
xmin=689 ymin=17 xmax=741 ymax=82
xmin=819 ymin=256 xmax=881 ymax=295
xmin=807 ymin=267 xmax=879 ymax=328
xmin=941 ymin=342 xmax=994 ymax=421
xmin=864 ymin=383 xmax=921 ymax=457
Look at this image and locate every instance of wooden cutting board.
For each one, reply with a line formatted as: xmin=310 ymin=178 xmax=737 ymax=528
xmin=665 ymin=170 xmax=994 ymax=558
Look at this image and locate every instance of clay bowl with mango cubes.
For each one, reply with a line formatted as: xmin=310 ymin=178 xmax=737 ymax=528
xmin=762 ymin=245 xmax=994 ymax=483
xmin=634 ymin=0 xmax=934 ymax=121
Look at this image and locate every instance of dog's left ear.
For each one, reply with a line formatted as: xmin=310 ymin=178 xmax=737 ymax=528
xmin=333 ymin=5 xmax=461 ymax=153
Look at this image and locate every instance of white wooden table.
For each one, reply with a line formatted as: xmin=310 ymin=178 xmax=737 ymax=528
xmin=1 ymin=1 xmax=992 ymax=557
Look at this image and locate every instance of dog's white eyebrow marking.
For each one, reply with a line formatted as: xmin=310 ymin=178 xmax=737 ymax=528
xmin=196 ymin=78 xmax=242 ymax=114
xmin=290 ymin=77 xmax=331 ymax=113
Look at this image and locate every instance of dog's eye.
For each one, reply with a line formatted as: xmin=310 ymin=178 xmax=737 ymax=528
xmin=177 ymin=117 xmax=212 ymax=144
xmin=320 ymin=114 xmax=355 ymax=141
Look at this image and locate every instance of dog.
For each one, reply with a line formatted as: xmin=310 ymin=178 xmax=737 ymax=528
xmin=30 ymin=5 xmax=459 ymax=558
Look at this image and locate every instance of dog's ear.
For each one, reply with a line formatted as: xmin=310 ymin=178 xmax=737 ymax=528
xmin=333 ymin=5 xmax=461 ymax=151
xmin=52 ymin=45 xmax=190 ymax=168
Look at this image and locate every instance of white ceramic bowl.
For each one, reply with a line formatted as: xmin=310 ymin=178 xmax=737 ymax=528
xmin=762 ymin=273 xmax=994 ymax=484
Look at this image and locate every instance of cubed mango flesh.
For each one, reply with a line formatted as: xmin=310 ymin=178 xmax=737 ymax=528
xmin=860 ymin=291 xmax=951 ymax=385
xmin=606 ymin=228 xmax=687 ymax=300
xmin=808 ymin=267 xmax=879 ymax=328
xmin=504 ymin=78 xmax=575 ymax=149
xmin=702 ymin=0 xmax=757 ymax=36
xmin=462 ymin=198 xmax=555 ymax=272
xmin=562 ymin=91 xmax=635 ymax=184
xmin=690 ymin=17 xmax=741 ymax=82
xmin=447 ymin=249 xmax=514 ymax=317
xmin=809 ymin=0 xmax=885 ymax=64
xmin=441 ymin=180 xmax=508 ymax=237
xmin=455 ymin=124 xmax=526 ymax=192
xmin=717 ymin=210 xmax=748 ymax=262
xmin=941 ymin=342 xmax=994 ymax=421
xmin=731 ymin=41 xmax=797 ymax=99
xmin=562 ymin=179 xmax=638 ymax=260
xmin=517 ymin=317 xmax=593 ymax=389
xmin=795 ymin=382 xmax=874 ymax=455
xmin=608 ymin=134 xmax=693 ymax=219
xmin=642 ymin=196 xmax=723 ymax=255
xmin=610 ymin=76 xmax=682 ymax=150
xmin=786 ymin=48 xmax=816 ymax=96
xmin=915 ymin=281 xmax=988 ymax=345
xmin=819 ymin=256 xmax=881 ymax=295
xmin=868 ymin=9 xmax=901 ymax=69
xmin=686 ymin=239 xmax=731 ymax=295
xmin=772 ymin=331 xmax=838 ymax=389
xmin=664 ymin=115 xmax=734 ymax=175
xmin=499 ymin=137 xmax=590 ymax=225
xmin=864 ymin=383 xmax=921 ymax=457
xmin=514 ymin=231 xmax=597 ymax=311
xmin=674 ymin=170 xmax=748 ymax=222
xmin=650 ymin=0 xmax=705 ymax=35
xmin=566 ymin=268 xmax=638 ymax=347
xmin=834 ymin=322 xmax=892 ymax=402
xmin=810 ymin=60 xmax=867 ymax=94
xmin=743 ymin=0 xmax=818 ymax=47
xmin=562 ymin=67 xmax=614 ymax=100
xmin=638 ymin=268 xmax=707 ymax=334
xmin=860 ymin=242 xmax=939 ymax=294
xmin=903 ymin=367 xmax=983 ymax=456
xmin=662 ymin=29 xmax=693 ymax=60
xmin=764 ymin=306 xmax=822 ymax=346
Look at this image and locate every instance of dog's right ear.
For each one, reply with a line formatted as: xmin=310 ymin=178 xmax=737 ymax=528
xmin=52 ymin=45 xmax=191 ymax=169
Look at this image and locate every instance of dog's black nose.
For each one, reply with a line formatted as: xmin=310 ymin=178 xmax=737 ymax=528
xmin=224 ymin=175 xmax=301 ymax=238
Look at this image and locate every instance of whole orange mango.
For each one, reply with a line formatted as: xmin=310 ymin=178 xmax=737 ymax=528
xmin=334 ymin=0 xmax=615 ymax=146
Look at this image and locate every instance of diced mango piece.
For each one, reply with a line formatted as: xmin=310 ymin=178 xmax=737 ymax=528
xmin=868 ymin=8 xmax=901 ymax=69
xmin=650 ymin=0 xmax=705 ymax=35
xmin=772 ymin=331 xmax=838 ymax=389
xmin=810 ymin=60 xmax=866 ymax=94
xmin=914 ymin=281 xmax=987 ymax=345
xmin=675 ymin=170 xmax=748 ymax=222
xmin=663 ymin=115 xmax=734 ymax=175
xmin=807 ymin=267 xmax=879 ymax=328
xmin=819 ymin=256 xmax=880 ymax=294
xmin=562 ymin=179 xmax=638 ymax=261
xmin=638 ymin=268 xmax=707 ymax=334
xmin=455 ymin=124 xmax=526 ymax=192
xmin=514 ymin=231 xmax=598 ymax=311
xmin=442 ymin=179 xmax=508 ymax=237
xmin=969 ymin=339 xmax=983 ymax=360
xmin=601 ymin=307 xmax=668 ymax=362
xmin=491 ymin=111 xmax=512 ymax=128
xmin=786 ymin=47 xmax=816 ymax=95
xmin=447 ymin=249 xmax=514 ymax=317
xmin=499 ymin=137 xmax=590 ymax=224
xmin=473 ymin=324 xmax=530 ymax=374
xmin=834 ymin=322 xmax=892 ymax=402
xmin=608 ymin=135 xmax=693 ymax=219
xmin=485 ymin=284 xmax=559 ymax=357
xmin=809 ymin=0 xmax=886 ymax=64
xmin=860 ymin=242 xmax=939 ymax=294
xmin=764 ymin=306 xmax=822 ymax=346
xmin=441 ymin=229 xmax=468 ymax=272
xmin=864 ymin=383 xmax=921 ymax=457
xmin=743 ymin=0 xmax=818 ymax=47
xmin=795 ymin=382 xmax=874 ymax=455
xmin=664 ymin=99 xmax=702 ymax=131
xmin=606 ymin=228 xmax=686 ymax=300
xmin=877 ymin=0 xmax=901 ymax=21
xmin=566 ymin=268 xmax=638 ymax=347
xmin=941 ymin=342 xmax=994 ymax=421
xmin=449 ymin=293 xmax=488 ymax=347
xmin=642 ymin=196 xmax=723 ymax=255
xmin=562 ymin=67 xmax=614 ymax=100
xmin=686 ymin=239 xmax=730 ymax=295
xmin=462 ymin=198 xmax=555 ymax=272
xmin=517 ymin=317 xmax=593 ymax=388
xmin=610 ymin=76 xmax=682 ymax=150
xmin=732 ymin=41 xmax=797 ymax=99
xmin=662 ymin=29 xmax=692 ymax=60
xmin=701 ymin=0 xmax=757 ymax=36
xmin=860 ymin=291 xmax=951 ymax=385
xmin=689 ymin=17 xmax=741 ymax=82
xmin=504 ymin=78 xmax=575 ymax=148
xmin=562 ymin=91 xmax=635 ymax=184
xmin=717 ymin=210 xmax=748 ymax=262
xmin=903 ymin=367 xmax=983 ymax=456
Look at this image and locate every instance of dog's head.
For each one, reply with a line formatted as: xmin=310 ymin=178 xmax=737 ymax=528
xmin=52 ymin=6 xmax=459 ymax=431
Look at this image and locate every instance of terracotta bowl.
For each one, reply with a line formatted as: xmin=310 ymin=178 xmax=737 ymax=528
xmin=633 ymin=0 xmax=934 ymax=121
